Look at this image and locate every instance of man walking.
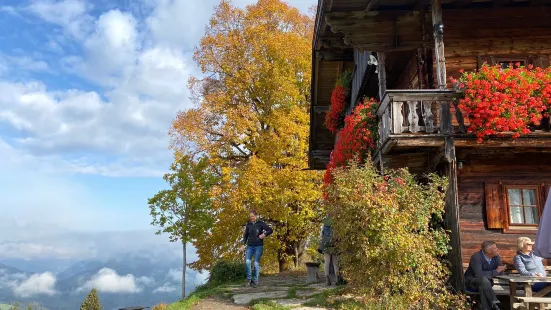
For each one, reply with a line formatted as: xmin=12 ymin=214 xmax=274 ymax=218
xmin=464 ymin=241 xmax=505 ymax=310
xmin=240 ymin=210 xmax=273 ymax=287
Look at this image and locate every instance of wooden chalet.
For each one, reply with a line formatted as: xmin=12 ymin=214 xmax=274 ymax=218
xmin=309 ymin=0 xmax=551 ymax=291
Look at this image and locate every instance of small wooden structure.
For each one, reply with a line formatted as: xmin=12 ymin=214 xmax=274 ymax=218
xmin=305 ymin=262 xmax=321 ymax=283
xmin=309 ymin=0 xmax=551 ymax=293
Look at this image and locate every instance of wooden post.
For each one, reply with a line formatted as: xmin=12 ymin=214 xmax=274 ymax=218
xmin=444 ymin=137 xmax=464 ymax=293
xmin=432 ymin=0 xmax=464 ymax=293
xmin=377 ymin=52 xmax=387 ymax=174
xmin=432 ymin=0 xmax=446 ymax=89
xmin=377 ymin=52 xmax=387 ymax=100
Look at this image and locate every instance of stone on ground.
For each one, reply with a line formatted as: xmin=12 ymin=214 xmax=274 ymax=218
xmin=275 ymin=298 xmax=315 ymax=307
xmin=231 ymin=290 xmax=288 ymax=305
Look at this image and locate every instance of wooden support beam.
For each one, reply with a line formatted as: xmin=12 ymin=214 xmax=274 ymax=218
xmin=492 ymin=0 xmax=512 ymax=7
xmin=443 ymin=137 xmax=464 ymax=293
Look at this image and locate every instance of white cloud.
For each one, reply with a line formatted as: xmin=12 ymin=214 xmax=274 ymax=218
xmin=168 ymin=268 xmax=181 ymax=282
xmin=78 ymin=268 xmax=142 ymax=293
xmin=12 ymin=272 xmax=57 ymax=298
xmin=0 ymin=269 xmax=27 ymax=290
xmin=138 ymin=275 xmax=155 ymax=286
xmin=27 ymin=0 xmax=93 ymax=38
xmin=146 ymin=0 xmax=218 ymax=49
xmin=153 ymin=282 xmax=177 ymax=293
xmin=78 ymin=9 xmax=138 ymax=84
xmin=0 ymin=53 xmax=49 ymax=75
xmin=167 ymin=267 xmax=209 ymax=285
xmin=0 ymin=242 xmax=88 ymax=260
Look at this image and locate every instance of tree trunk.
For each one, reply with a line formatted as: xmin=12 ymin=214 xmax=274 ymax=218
xmin=278 ymin=245 xmax=296 ymax=272
xmin=182 ymin=241 xmax=186 ymax=299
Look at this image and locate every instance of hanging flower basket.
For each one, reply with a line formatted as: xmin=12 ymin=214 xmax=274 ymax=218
xmin=451 ymin=64 xmax=551 ymax=142
xmin=324 ymin=97 xmax=379 ymax=187
xmin=325 ymin=71 xmax=353 ymax=134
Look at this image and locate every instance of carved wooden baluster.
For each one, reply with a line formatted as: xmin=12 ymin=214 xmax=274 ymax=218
xmin=392 ymin=101 xmax=403 ymax=134
xmin=423 ymin=101 xmax=434 ymax=133
xmin=408 ymin=101 xmax=420 ymax=133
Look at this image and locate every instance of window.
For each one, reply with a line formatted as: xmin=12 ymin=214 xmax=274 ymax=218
xmin=476 ymin=55 xmax=550 ymax=70
xmin=497 ymin=59 xmax=526 ymax=69
xmin=485 ymin=183 xmax=548 ymax=231
xmin=505 ymin=187 xmax=540 ymax=225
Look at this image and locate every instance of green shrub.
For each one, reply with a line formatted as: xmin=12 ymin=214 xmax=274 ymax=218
xmin=326 ymin=162 xmax=466 ymax=309
xmin=209 ymin=260 xmax=246 ymax=284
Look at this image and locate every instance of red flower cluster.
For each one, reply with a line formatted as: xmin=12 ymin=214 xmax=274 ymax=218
xmin=325 ymin=85 xmax=347 ymax=133
xmin=451 ymin=64 xmax=551 ymax=142
xmin=324 ymin=97 xmax=379 ymax=186
xmin=325 ymin=71 xmax=353 ymax=133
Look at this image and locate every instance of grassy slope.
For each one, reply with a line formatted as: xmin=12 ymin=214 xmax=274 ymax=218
xmin=167 ymin=282 xmax=237 ymax=310
xmin=0 ymin=304 xmax=12 ymax=310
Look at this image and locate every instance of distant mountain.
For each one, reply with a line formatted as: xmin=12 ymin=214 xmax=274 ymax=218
xmin=0 ymin=252 xmax=206 ymax=310
xmin=0 ymin=258 xmax=78 ymax=274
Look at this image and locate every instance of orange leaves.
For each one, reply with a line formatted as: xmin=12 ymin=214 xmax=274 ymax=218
xmin=170 ymin=0 xmax=322 ymax=272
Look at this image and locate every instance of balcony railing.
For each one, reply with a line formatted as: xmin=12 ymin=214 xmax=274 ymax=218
xmin=377 ymin=90 xmax=464 ymax=148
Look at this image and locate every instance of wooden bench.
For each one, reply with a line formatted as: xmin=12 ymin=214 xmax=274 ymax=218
xmin=515 ymin=297 xmax=551 ymax=310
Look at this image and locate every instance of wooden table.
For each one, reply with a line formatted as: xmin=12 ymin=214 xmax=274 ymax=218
xmin=496 ymin=275 xmax=551 ymax=310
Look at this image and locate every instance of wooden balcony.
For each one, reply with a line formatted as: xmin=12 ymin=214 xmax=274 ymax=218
xmin=376 ymin=90 xmax=551 ymax=156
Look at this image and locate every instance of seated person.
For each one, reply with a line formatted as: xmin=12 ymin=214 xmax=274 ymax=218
xmin=464 ymin=241 xmax=505 ymax=310
xmin=513 ymin=237 xmax=549 ymax=293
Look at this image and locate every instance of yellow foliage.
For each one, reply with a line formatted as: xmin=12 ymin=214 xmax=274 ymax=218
xmin=171 ymin=0 xmax=323 ymax=272
xmin=325 ymin=163 xmax=467 ymax=309
xmin=151 ymin=303 xmax=168 ymax=310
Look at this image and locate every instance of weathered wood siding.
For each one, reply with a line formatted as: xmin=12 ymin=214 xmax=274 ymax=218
xmin=395 ymin=51 xmax=420 ymax=89
xmin=443 ymin=7 xmax=551 ymax=84
xmin=457 ymin=150 xmax=551 ymax=266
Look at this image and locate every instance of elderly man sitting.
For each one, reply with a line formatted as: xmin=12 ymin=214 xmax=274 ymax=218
xmin=464 ymin=241 xmax=505 ymax=310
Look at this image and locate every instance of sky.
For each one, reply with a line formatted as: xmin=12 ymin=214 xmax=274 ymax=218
xmin=0 ymin=0 xmax=315 ymax=262
xmin=0 ymin=0 xmax=315 ymax=299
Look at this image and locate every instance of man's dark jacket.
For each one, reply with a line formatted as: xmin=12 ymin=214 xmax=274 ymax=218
xmin=464 ymin=250 xmax=504 ymax=281
xmin=242 ymin=221 xmax=273 ymax=246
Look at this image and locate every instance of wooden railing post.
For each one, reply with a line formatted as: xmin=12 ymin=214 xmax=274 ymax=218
xmin=422 ymin=102 xmax=435 ymax=133
xmin=408 ymin=101 xmax=420 ymax=133
xmin=392 ymin=101 xmax=404 ymax=134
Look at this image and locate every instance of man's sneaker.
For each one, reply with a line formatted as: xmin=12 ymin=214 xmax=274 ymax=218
xmin=252 ymin=281 xmax=259 ymax=288
xmin=244 ymin=280 xmax=252 ymax=287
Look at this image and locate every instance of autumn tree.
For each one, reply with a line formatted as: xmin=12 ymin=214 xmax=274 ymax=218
xmin=171 ymin=0 xmax=323 ymax=272
xmin=80 ymin=288 xmax=102 ymax=310
xmin=149 ymin=154 xmax=218 ymax=298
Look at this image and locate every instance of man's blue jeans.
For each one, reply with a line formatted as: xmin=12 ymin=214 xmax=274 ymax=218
xmin=245 ymin=245 xmax=263 ymax=283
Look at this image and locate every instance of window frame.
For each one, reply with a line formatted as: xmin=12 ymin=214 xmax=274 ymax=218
xmin=503 ymin=185 xmax=542 ymax=229
xmin=494 ymin=57 xmax=529 ymax=69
